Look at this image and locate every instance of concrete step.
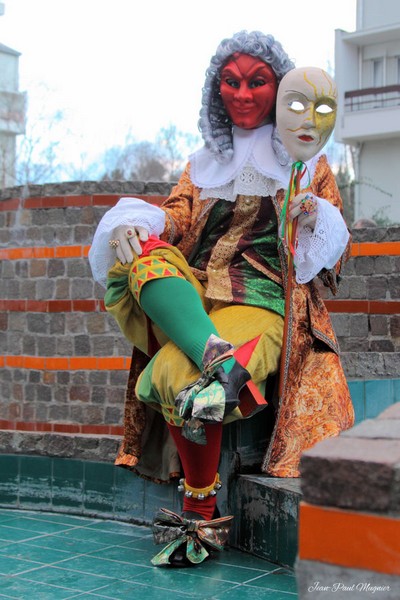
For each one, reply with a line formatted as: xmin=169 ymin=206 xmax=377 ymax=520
xmin=229 ymin=474 xmax=302 ymax=569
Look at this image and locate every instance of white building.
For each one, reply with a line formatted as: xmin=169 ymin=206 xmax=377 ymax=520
xmin=0 ymin=3 xmax=26 ymax=189
xmin=335 ymin=0 xmax=400 ymax=224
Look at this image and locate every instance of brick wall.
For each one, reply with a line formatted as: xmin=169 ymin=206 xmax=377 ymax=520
xmin=0 ymin=182 xmax=173 ymax=460
xmin=0 ymin=182 xmax=399 ymax=461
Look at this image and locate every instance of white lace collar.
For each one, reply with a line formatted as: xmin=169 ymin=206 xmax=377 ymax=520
xmin=189 ymin=124 xmax=291 ymax=190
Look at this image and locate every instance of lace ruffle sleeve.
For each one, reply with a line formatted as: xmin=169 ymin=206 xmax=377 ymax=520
xmin=88 ymin=197 xmax=165 ymax=287
xmin=294 ymin=197 xmax=350 ymax=284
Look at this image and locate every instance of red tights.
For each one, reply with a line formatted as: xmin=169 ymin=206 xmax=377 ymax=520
xmin=167 ymin=423 xmax=223 ymax=520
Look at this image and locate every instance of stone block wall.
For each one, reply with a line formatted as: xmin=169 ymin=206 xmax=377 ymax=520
xmin=296 ymin=402 xmax=400 ymax=598
xmin=0 ymin=182 xmax=399 ymax=462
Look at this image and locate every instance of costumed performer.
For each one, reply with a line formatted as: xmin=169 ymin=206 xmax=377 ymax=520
xmin=89 ymin=31 xmax=354 ymax=568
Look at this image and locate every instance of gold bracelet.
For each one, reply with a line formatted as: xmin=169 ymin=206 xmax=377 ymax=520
xmin=177 ymin=473 xmax=222 ymax=500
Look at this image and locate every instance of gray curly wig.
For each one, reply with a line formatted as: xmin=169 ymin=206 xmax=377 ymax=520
xmin=198 ymin=30 xmax=295 ymax=165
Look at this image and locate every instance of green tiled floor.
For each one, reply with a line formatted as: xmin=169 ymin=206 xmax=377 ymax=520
xmin=0 ymin=509 xmax=297 ymax=599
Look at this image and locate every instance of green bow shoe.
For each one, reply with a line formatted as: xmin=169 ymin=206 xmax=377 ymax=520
xmin=151 ymin=508 xmax=233 ymax=568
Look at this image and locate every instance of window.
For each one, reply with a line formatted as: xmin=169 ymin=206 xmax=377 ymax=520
xmin=373 ymin=59 xmax=384 ymax=87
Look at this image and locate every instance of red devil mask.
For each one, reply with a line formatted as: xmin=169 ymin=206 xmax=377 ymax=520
xmin=220 ymin=53 xmax=278 ymax=129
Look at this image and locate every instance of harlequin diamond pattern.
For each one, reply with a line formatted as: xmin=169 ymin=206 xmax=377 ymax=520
xmin=130 ymin=257 xmax=185 ymax=300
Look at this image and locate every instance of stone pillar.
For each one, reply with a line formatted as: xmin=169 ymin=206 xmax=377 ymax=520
xmin=296 ymin=402 xmax=400 ymax=598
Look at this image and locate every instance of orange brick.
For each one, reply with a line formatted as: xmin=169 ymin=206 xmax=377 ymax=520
xmin=33 ymin=247 xmax=55 ymax=259
xmin=352 ymin=241 xmax=400 ymax=257
xmin=45 ymin=357 xmax=70 ymax=370
xmin=6 ymin=356 xmax=24 ymax=368
xmin=41 ymin=196 xmax=65 ymax=208
xmin=92 ymin=194 xmax=120 ymax=206
xmin=53 ymin=423 xmax=81 ymax=433
xmin=23 ymin=198 xmax=43 ymax=209
xmin=82 ymin=425 xmax=111 ymax=435
xmin=299 ymin=502 xmax=400 ymax=575
xmin=15 ymin=422 xmax=36 ymax=431
xmin=72 ymin=300 xmax=96 ymax=312
xmin=97 ymin=357 xmax=126 ymax=370
xmin=69 ymin=356 xmax=98 ymax=370
xmin=25 ymin=356 xmax=46 ymax=369
xmin=66 ymin=195 xmax=92 ymax=207
xmin=35 ymin=422 xmax=52 ymax=432
xmin=55 ymin=245 xmax=83 ymax=258
xmin=0 ymin=198 xmax=20 ymax=210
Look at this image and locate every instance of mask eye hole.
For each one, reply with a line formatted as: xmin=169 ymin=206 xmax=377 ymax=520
xmin=316 ymin=104 xmax=334 ymax=114
xmin=288 ymin=100 xmax=305 ymax=112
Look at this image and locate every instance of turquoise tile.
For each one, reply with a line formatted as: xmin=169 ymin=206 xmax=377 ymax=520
xmin=88 ymin=543 xmax=152 ymax=567
xmin=19 ymin=455 xmax=52 ymax=509
xmin=164 ymin=555 xmax=275 ymax=584
xmin=219 ymin=549 xmax=282 ymax=570
xmin=0 ymin=508 xmax=299 ymax=598
xmin=348 ymin=380 xmax=365 ymax=424
xmin=393 ymin=379 xmax=400 ymax=402
xmin=18 ymin=564 xmax=120 ymax=593
xmin=24 ymin=511 xmax=98 ymax=527
xmin=365 ymin=380 xmax=395 ymax=418
xmin=0 ymin=523 xmax=44 ymax=543
xmin=26 ymin=533 xmax=112 ymax=555
xmin=55 ymin=555 xmax=151 ymax=580
xmin=216 ymin=586 xmax=296 ymax=599
xmin=231 ymin=481 xmax=279 ymax=564
xmin=143 ymin=479 xmax=180 ymax=521
xmin=0 ymin=575 xmax=79 ymax=599
xmin=60 ymin=527 xmax=136 ymax=546
xmin=245 ymin=571 xmax=297 ymax=593
xmin=83 ymin=462 xmax=115 ymax=516
xmin=0 ymin=455 xmax=20 ymax=506
xmin=113 ymin=466 xmax=145 ymax=520
xmin=85 ymin=519 xmax=141 ymax=535
xmin=2 ymin=515 xmax=75 ymax=534
xmin=0 ymin=508 xmax=22 ymax=523
xmin=0 ymin=554 xmax=44 ymax=575
xmin=121 ymin=535 xmax=157 ymax=552
xmin=86 ymin=579 xmax=191 ymax=599
xmin=129 ymin=568 xmax=238 ymax=598
xmin=274 ymin=490 xmax=298 ymax=568
xmin=0 ymin=541 xmax=75 ymax=563
xmin=52 ymin=457 xmax=84 ymax=510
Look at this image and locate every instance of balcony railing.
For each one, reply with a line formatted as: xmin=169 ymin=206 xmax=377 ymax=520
xmin=344 ymin=85 xmax=400 ymax=112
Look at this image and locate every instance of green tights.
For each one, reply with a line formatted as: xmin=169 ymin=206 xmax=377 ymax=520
xmin=139 ymin=277 xmax=235 ymax=373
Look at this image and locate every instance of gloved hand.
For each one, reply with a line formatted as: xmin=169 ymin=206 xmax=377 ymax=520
xmin=111 ymin=224 xmax=149 ymax=263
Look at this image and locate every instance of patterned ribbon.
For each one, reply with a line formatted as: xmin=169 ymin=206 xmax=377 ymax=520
xmin=174 ymin=335 xmax=235 ymax=444
xmin=151 ymin=508 xmax=234 ymax=566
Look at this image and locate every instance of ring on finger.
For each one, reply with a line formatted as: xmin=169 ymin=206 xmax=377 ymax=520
xmin=300 ymin=194 xmax=317 ymax=216
xmin=126 ymin=228 xmax=136 ymax=239
xmin=109 ymin=239 xmax=120 ymax=249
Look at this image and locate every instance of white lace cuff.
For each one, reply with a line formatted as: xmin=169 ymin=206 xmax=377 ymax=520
xmin=88 ymin=197 xmax=166 ymax=287
xmin=295 ymin=198 xmax=349 ymax=284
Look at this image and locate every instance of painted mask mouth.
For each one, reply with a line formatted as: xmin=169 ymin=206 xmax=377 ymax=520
xmin=298 ymin=134 xmax=314 ymax=142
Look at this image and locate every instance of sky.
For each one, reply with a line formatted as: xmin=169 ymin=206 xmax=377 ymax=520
xmin=1 ymin=0 xmax=358 ymax=173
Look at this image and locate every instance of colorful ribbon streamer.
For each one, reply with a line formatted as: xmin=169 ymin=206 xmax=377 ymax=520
xmin=279 ymin=161 xmax=309 ymax=264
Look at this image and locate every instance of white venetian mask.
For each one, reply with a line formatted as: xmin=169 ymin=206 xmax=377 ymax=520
xmin=276 ymin=67 xmax=337 ymax=162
